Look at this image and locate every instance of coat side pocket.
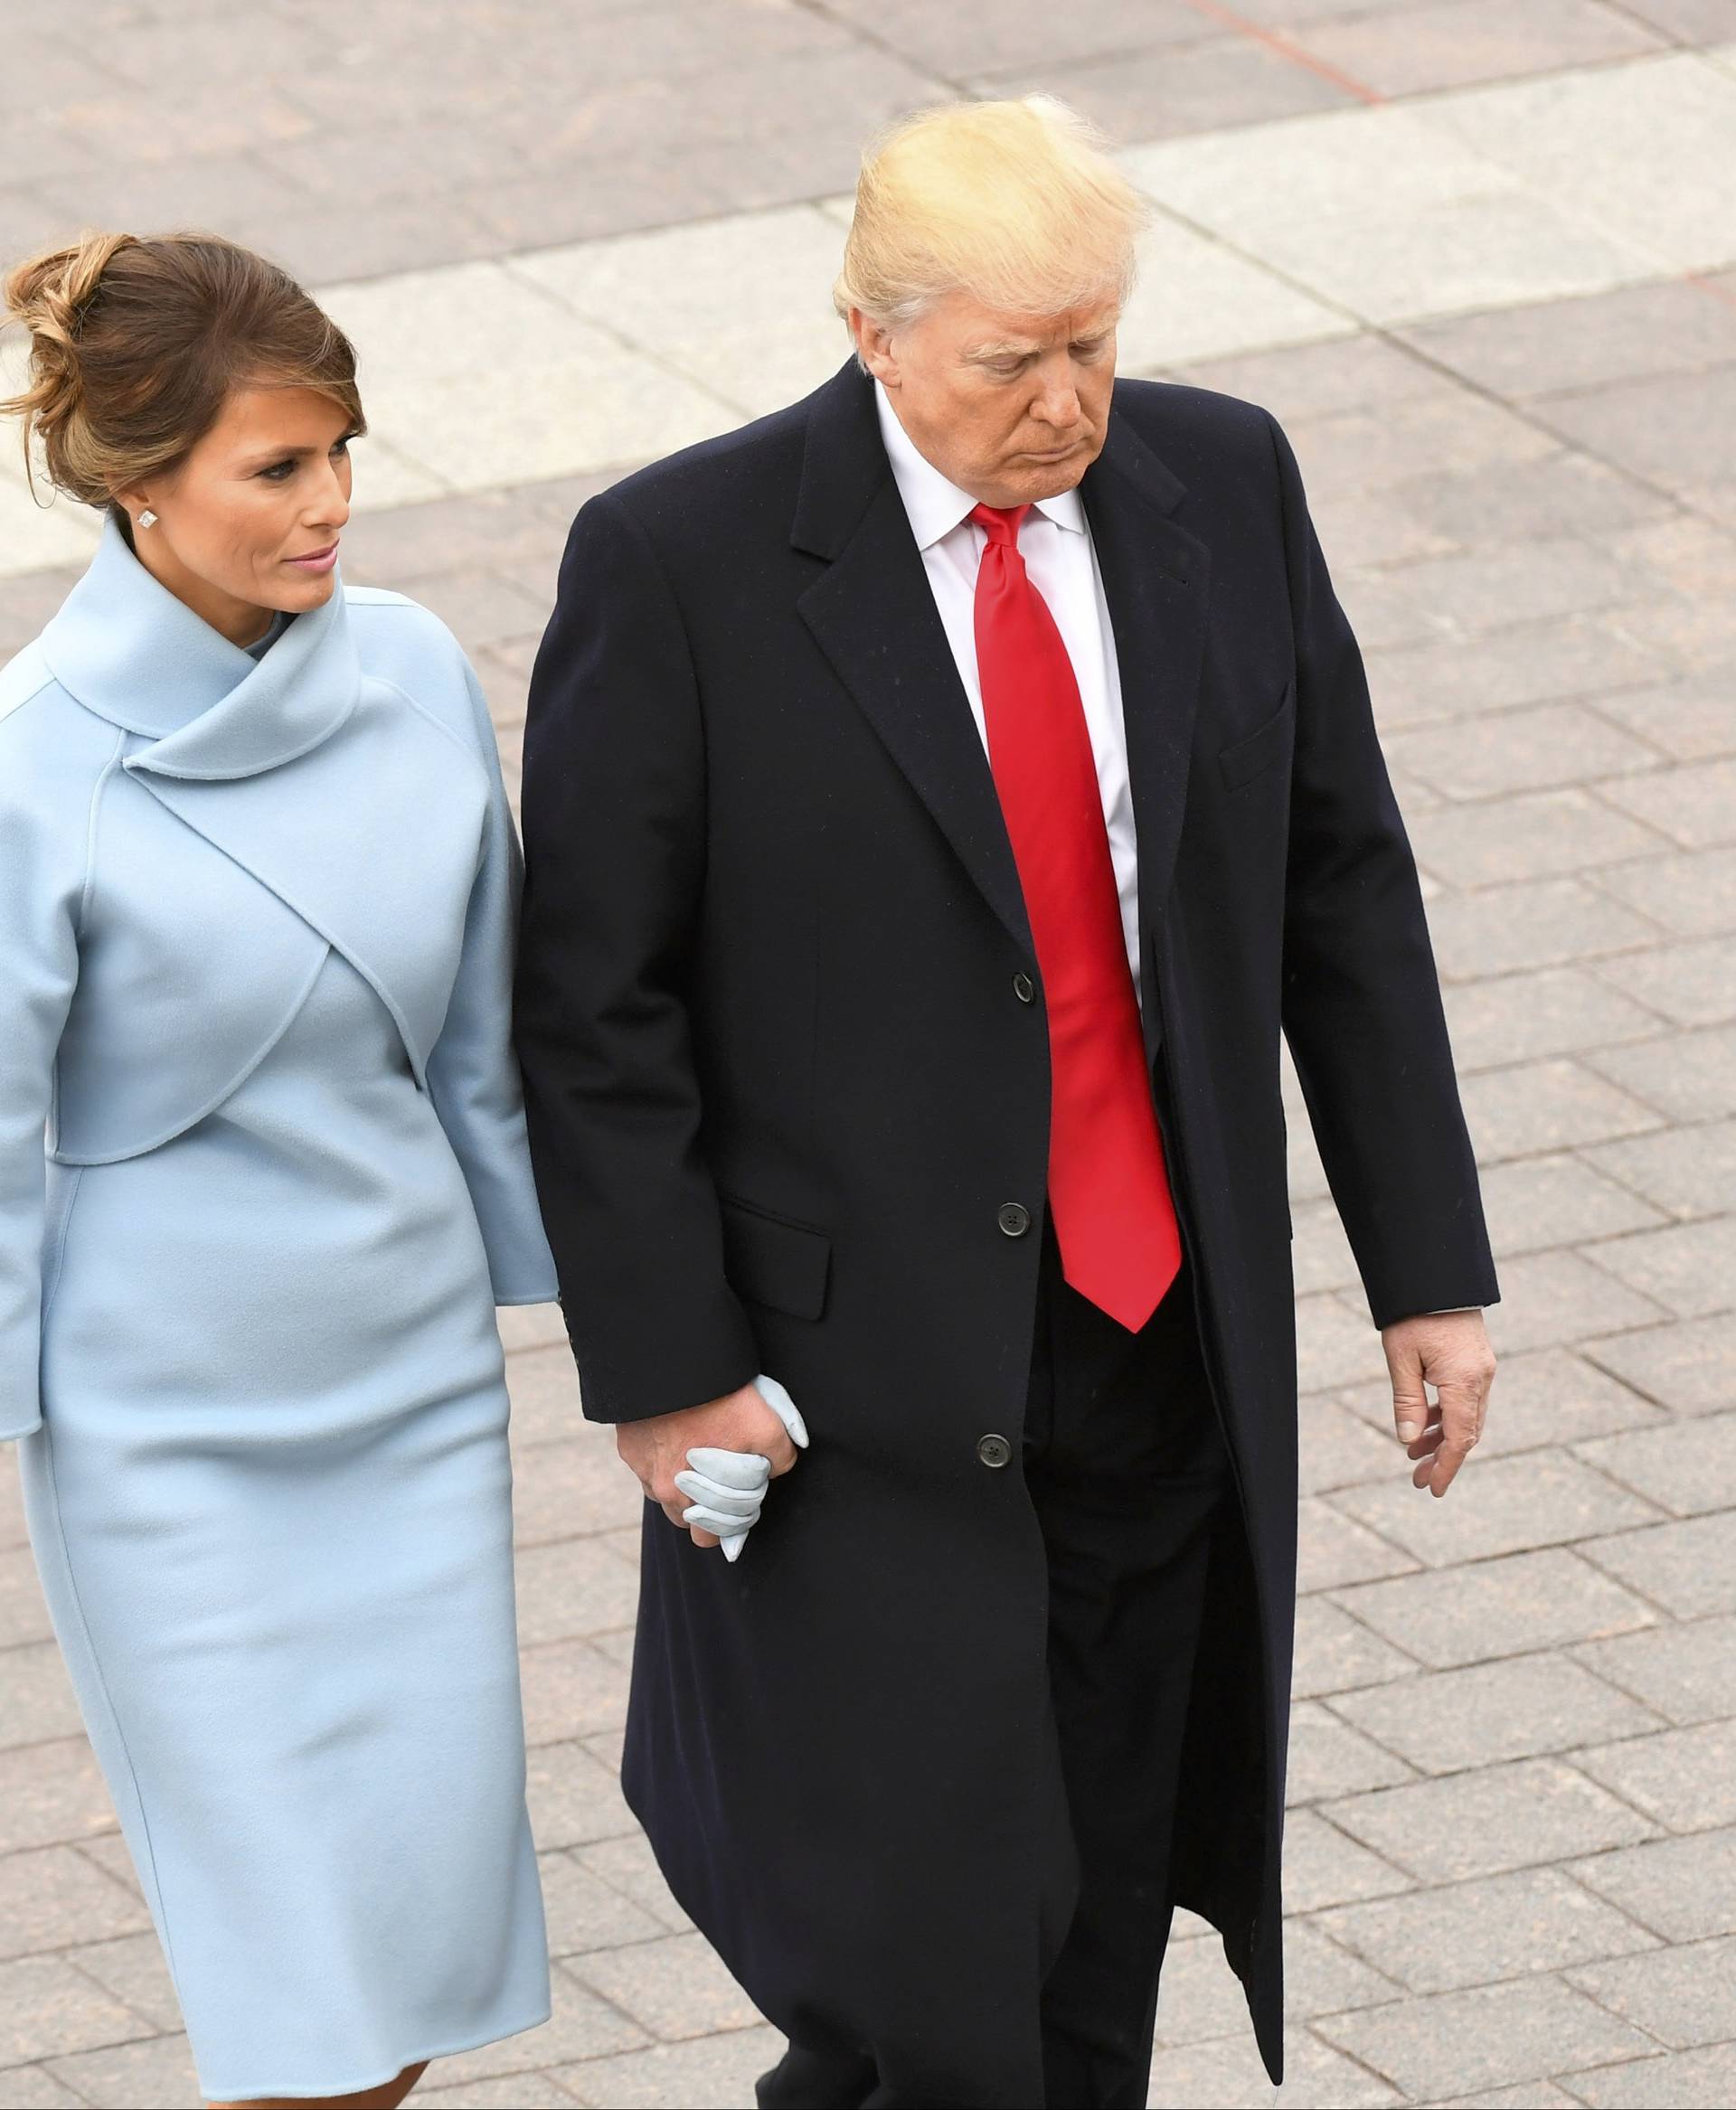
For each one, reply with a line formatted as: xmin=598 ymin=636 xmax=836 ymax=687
xmin=1218 ymin=681 xmax=1297 ymax=793
xmin=719 ymin=1192 xmax=832 ymax=1322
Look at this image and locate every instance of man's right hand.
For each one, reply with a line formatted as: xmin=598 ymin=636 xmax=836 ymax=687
xmin=616 ymin=1382 xmax=802 ymax=1549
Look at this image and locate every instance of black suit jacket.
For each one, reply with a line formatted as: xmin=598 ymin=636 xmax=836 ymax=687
xmin=514 ymin=361 xmax=1497 ymax=2097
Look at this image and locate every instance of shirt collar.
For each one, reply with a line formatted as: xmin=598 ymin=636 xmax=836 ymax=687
xmin=873 ymin=379 xmax=1086 ymax=549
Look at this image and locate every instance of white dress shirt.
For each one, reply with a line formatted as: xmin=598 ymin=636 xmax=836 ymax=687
xmin=874 ymin=381 xmax=1144 ymax=992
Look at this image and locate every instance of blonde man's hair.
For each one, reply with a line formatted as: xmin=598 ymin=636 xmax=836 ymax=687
xmin=834 ymin=96 xmax=1149 ymax=333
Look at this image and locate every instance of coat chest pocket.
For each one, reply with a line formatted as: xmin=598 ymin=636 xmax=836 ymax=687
xmin=720 ymin=1192 xmax=832 ymax=1321
xmin=1218 ymin=680 xmax=1297 ymax=793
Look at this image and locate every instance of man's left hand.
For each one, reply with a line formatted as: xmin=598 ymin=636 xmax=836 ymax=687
xmin=1380 ymin=1310 xmax=1497 ymax=1498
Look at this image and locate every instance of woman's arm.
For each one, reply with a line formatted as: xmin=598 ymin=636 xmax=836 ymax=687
xmin=0 ymin=678 xmax=91 ymax=1438
xmin=424 ymin=657 xmax=561 ymax=1307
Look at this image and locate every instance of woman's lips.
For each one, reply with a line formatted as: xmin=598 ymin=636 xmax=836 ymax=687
xmin=285 ymin=542 xmax=339 ymax=572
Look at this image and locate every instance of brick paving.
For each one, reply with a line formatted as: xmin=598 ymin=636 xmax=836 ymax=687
xmin=3 ymin=2 xmax=1736 ymax=2105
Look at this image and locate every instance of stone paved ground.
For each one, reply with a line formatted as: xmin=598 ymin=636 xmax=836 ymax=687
xmin=3 ymin=3 xmax=1735 ymax=2105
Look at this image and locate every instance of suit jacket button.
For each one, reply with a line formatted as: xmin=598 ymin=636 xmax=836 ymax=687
xmin=977 ymin=1433 xmax=1013 ymax=1469
xmin=1013 ymin=972 xmax=1035 ymax=1003
xmin=997 ymin=1202 xmax=1031 ymax=1237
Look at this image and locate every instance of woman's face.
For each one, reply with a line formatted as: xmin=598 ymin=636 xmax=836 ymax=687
xmin=120 ymin=384 xmax=358 ymax=647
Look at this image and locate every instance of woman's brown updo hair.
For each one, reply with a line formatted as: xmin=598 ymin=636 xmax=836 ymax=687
xmin=2 ymin=230 xmax=366 ymax=519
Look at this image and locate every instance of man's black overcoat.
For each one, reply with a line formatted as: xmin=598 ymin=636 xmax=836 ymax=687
xmin=514 ymin=362 xmax=1498 ymax=2102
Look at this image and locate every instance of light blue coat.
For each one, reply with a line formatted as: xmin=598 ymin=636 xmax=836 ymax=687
xmin=0 ymin=517 xmax=558 ymax=2098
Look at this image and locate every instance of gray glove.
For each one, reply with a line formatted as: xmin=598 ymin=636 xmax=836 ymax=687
xmin=673 ymin=1373 xmax=808 ymax=1561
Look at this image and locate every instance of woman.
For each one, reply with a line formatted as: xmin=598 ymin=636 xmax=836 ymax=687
xmin=0 ymin=231 xmax=558 ymax=2109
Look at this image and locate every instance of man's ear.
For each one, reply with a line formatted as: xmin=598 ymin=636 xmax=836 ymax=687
xmin=849 ymin=307 xmax=899 ymax=388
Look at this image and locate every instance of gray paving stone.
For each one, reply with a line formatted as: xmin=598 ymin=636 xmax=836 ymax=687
xmin=1595 ymin=845 xmax=1736 ymax=939
xmin=1367 ymin=617 xmax=1671 ymax=735
xmin=1578 ymin=1413 xmax=1736 ymax=1519
xmin=0 ymin=1847 xmax=149 ymax=1964
xmin=508 ymin=1344 xmax=589 ymax=1449
xmin=1329 ymin=1452 xmax=1665 ymax=1568
xmin=1282 ymin=1917 xmax=1407 ymax=2020
xmin=989 ymin=31 xmax=1357 ymax=143
xmin=1575 ymin=1614 xmax=1736 ymax=1728
xmin=1297 ymin=1394 xmax=1403 ymax=1493
xmin=1295 ymin=1293 xmax=1390 ymax=1392
xmin=0 ymin=2066 xmax=83 ymax=2108
xmin=540 ymin=1850 xmax=667 ymax=1956
xmin=1477 ymin=1249 xmax=1668 ymax=1354
xmin=520 ymin=1638 xmax=634 ymax=1747
xmin=515 ymin=1535 xmax=641 ymax=1645
xmin=1594 ymin=674 xmax=1736 ymax=765
xmin=1583 ymin=1512 xmax=1736 ymax=1620
xmin=1384 ymin=541 xmax=1644 ymax=645
xmin=1329 ymin=1654 xmax=1665 ymax=1776
xmin=1400 ymin=283 xmax=1736 ymax=402
xmin=1176 ymin=334 xmax=1454 ymax=427
xmin=0 ymin=1743 xmax=114 ymax=1860
xmin=1316 ymin=1865 xmax=1659 ymax=1996
xmin=576 ymin=1836 xmax=693 ymax=1936
xmin=1290 ymin=1202 xmax=1364 ymax=1300
xmin=1441 ymin=968 xmax=1663 ymax=1074
xmin=1558 ymin=2039 xmax=1736 ymax=2105
xmin=416 ymin=2074 xmax=582 ymax=2108
xmin=1392 ymin=702 xmax=1664 ymax=802
xmin=1293 ymin=0 xmax=1666 ymax=97
xmin=1538 ymin=367 xmax=1736 ymax=501
xmin=1431 ymin=2083 xmax=1582 ymax=2109
xmin=1391 ymin=451 xmax=1672 ymax=551
xmin=1582 ymin=1218 xmax=1736 ymax=1319
xmin=499 ymin=1302 xmax=568 ymax=1357
xmin=554 ymin=2023 xmax=784 ymax=2109
xmin=39 ymin=2033 xmax=197 ymax=2110
xmin=1572 ymin=1719 xmax=1736 ymax=1834
xmin=514 ymin=1436 xmax=641 ymax=1548
xmin=1297 ymin=1497 xmax=1419 ymax=1595
xmin=1314 ymin=1971 xmax=1656 ymax=2102
xmin=1282 ymin=1809 xmax=1414 ymax=1914
xmin=1584 ymin=1024 xmax=1736 ymax=1124
xmin=0 ymin=1954 xmax=146 ymax=2066
xmin=1480 ymin=1150 xmax=1668 ymax=1264
xmin=61 ymin=1931 xmax=179 ymax=2037
xmin=1459 ymin=1058 xmax=1663 ymax=1161
xmin=566 ymin=1932 xmax=762 ymax=2043
xmin=1428 ymin=879 xmax=1660 ymax=980
xmin=1600 ymin=756 xmax=1736 ymax=848
xmin=1324 ymin=1759 xmax=1658 ymax=1884
xmin=424 ymin=1964 xmax=647 ymax=2087
xmin=0 ymin=1551 xmax=52 ymax=1651
xmin=1569 ymin=1826 xmax=1736 ymax=1941
xmin=1333 ymin=1548 xmax=1658 ymax=1670
xmin=1292 ymin=1597 xmax=1423 ymax=1700
xmin=1287 ymin=1700 xmax=1420 ymax=1804
xmin=525 ymin=1739 xmax=638 ymax=1852
xmin=0 ymin=1645 xmax=85 ymax=1753
xmin=1143 ymin=2021 xmax=1404 ymax=2106
xmin=1409 ymin=789 xmax=1665 ymax=889
xmin=822 ymin=0 xmax=1200 ymax=75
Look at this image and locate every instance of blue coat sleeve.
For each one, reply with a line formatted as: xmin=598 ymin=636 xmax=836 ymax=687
xmin=0 ymin=686 xmax=88 ymax=1439
xmin=425 ymin=660 xmax=560 ymax=1306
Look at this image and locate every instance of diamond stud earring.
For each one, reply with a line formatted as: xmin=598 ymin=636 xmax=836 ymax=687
xmin=137 ymin=509 xmax=158 ymax=528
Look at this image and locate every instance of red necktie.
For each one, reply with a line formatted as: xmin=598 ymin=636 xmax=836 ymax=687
xmin=971 ymin=503 xmax=1183 ymax=1332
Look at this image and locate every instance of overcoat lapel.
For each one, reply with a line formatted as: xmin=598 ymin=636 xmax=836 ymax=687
xmin=128 ymin=687 xmax=488 ymax=1085
xmin=1081 ymin=405 xmax=1212 ymax=1059
xmin=794 ymin=367 xmax=1033 ymax=961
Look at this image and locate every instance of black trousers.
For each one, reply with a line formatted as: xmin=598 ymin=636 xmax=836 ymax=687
xmin=759 ymin=1229 xmax=1232 ymax=2110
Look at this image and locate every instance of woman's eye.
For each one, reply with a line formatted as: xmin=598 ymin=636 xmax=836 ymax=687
xmin=260 ymin=459 xmax=296 ymax=482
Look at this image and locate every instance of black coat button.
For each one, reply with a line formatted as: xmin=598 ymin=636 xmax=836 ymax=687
xmin=1013 ymin=972 xmax=1035 ymax=1003
xmin=977 ymin=1434 xmax=1012 ymax=1469
xmin=997 ymin=1202 xmax=1031 ymax=1237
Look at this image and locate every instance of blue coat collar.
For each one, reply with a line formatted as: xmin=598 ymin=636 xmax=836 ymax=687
xmin=42 ymin=513 xmax=361 ymax=779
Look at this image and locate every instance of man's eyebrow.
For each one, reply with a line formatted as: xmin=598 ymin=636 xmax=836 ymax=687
xmin=965 ymin=339 xmax=1043 ymax=361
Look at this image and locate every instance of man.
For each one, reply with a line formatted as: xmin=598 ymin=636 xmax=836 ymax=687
xmin=515 ymin=97 xmax=1499 ymax=2110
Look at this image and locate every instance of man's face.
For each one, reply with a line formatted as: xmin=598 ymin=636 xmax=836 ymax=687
xmin=855 ymin=287 xmax=1120 ymax=508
